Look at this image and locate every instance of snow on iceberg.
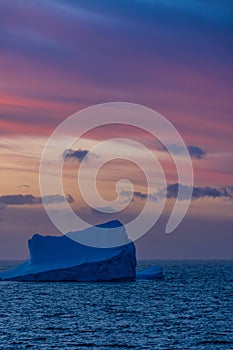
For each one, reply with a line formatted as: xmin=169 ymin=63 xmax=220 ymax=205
xmin=0 ymin=220 xmax=163 ymax=282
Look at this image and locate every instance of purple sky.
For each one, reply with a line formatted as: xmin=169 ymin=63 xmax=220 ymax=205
xmin=0 ymin=0 xmax=232 ymax=259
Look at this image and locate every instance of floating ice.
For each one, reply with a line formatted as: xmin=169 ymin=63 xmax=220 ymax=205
xmin=0 ymin=220 xmax=163 ymax=282
xmin=136 ymin=265 xmax=163 ymax=280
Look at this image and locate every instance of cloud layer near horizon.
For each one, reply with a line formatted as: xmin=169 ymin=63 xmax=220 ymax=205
xmin=0 ymin=194 xmax=74 ymax=206
xmin=122 ymin=184 xmax=233 ymax=202
xmin=161 ymin=145 xmax=206 ymax=159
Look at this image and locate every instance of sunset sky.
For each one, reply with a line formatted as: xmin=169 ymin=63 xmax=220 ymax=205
xmin=0 ymin=0 xmax=232 ymax=259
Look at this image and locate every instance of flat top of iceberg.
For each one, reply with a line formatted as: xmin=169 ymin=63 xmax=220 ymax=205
xmin=66 ymin=219 xmax=129 ymax=248
xmin=95 ymin=220 xmax=123 ymax=228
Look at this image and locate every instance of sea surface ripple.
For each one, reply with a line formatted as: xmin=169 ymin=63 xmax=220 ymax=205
xmin=0 ymin=260 xmax=232 ymax=349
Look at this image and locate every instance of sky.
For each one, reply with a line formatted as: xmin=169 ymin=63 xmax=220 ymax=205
xmin=0 ymin=0 xmax=233 ymax=259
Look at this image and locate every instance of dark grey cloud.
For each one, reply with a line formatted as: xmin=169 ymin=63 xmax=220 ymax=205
xmin=121 ymin=190 xmax=158 ymax=202
xmin=166 ymin=183 xmax=191 ymax=200
xmin=0 ymin=194 xmax=74 ymax=206
xmin=167 ymin=183 xmax=233 ymax=200
xmin=0 ymin=194 xmax=41 ymax=205
xmin=161 ymin=144 xmax=206 ymax=159
xmin=122 ymin=184 xmax=233 ymax=202
xmin=187 ymin=145 xmax=206 ymax=159
xmin=133 ymin=191 xmax=149 ymax=200
xmin=63 ymin=148 xmax=100 ymax=163
xmin=193 ymin=185 xmax=233 ymax=199
xmin=63 ymin=148 xmax=89 ymax=162
xmin=43 ymin=194 xmax=74 ymax=204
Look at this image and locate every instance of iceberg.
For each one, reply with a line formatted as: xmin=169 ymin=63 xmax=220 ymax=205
xmin=0 ymin=221 xmax=136 ymax=282
xmin=136 ymin=265 xmax=163 ymax=280
xmin=0 ymin=220 xmax=163 ymax=282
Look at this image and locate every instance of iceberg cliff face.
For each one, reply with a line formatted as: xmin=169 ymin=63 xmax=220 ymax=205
xmin=0 ymin=221 xmax=136 ymax=282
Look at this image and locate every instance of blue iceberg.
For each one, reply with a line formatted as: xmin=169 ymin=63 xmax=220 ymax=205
xmin=136 ymin=265 xmax=163 ymax=280
xmin=0 ymin=220 xmax=163 ymax=282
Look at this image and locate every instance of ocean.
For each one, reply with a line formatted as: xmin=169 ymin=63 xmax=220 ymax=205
xmin=0 ymin=260 xmax=232 ymax=349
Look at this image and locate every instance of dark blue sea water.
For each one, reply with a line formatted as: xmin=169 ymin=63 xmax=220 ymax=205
xmin=0 ymin=260 xmax=232 ymax=349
